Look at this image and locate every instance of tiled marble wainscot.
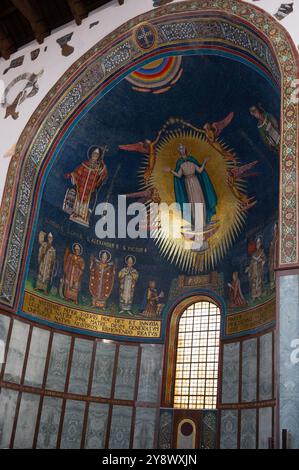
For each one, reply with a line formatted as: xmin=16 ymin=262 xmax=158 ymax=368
xmin=0 ymin=313 xmax=164 ymax=449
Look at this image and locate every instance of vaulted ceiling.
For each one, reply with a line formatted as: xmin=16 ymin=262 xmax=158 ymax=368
xmin=0 ymin=0 xmax=125 ymax=60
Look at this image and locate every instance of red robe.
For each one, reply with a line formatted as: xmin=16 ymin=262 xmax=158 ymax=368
xmin=228 ymin=277 xmax=247 ymax=308
xmin=71 ymin=161 xmax=107 ymax=203
xmin=63 ymin=250 xmax=85 ymax=304
xmin=89 ymin=259 xmax=115 ymax=308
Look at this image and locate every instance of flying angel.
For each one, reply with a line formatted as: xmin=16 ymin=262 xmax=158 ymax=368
xmin=203 ymin=112 xmax=236 ymax=161
xmin=227 ymin=160 xmax=258 ymax=211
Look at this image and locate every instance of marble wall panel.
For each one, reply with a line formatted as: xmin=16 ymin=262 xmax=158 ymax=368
xmin=68 ymin=338 xmax=93 ymax=395
xmin=46 ymin=333 xmax=71 ymax=391
xmin=84 ymin=403 xmax=109 ymax=449
xmin=109 ymin=406 xmax=132 ymax=449
xmin=258 ymin=407 xmax=272 ymax=449
xmin=279 ymin=275 xmax=299 ymax=448
xmin=4 ymin=320 xmax=29 ymax=384
xmin=60 ymin=400 xmax=85 ymax=449
xmin=91 ymin=342 xmax=116 ymax=398
xmin=221 ymin=343 xmax=240 ymax=403
xmin=242 ymin=338 xmax=257 ymax=403
xmin=137 ymin=344 xmax=163 ymax=403
xmin=220 ymin=410 xmax=238 ymax=449
xmin=133 ymin=407 xmax=157 ymax=449
xmin=259 ymin=332 xmax=273 ymax=401
xmin=0 ymin=388 xmax=18 ymax=449
xmin=114 ymin=345 xmax=138 ymax=401
xmin=36 ymin=397 xmax=63 ymax=449
xmin=24 ymin=327 xmax=50 ymax=387
xmin=240 ymin=408 xmax=256 ymax=449
xmin=14 ymin=393 xmax=40 ymax=448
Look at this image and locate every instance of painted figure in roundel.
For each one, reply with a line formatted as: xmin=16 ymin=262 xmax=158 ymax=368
xmin=61 ymin=243 xmax=85 ymax=304
xmin=35 ymin=231 xmax=56 ymax=293
xmin=164 ymin=143 xmax=217 ymax=228
xmin=246 ymin=237 xmax=266 ymax=301
xmin=63 ymin=146 xmax=108 ymax=227
xmin=89 ymin=250 xmax=116 ymax=308
xmin=118 ymin=256 xmax=139 ymax=314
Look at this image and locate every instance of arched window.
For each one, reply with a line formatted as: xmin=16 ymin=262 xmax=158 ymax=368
xmin=173 ymin=300 xmax=221 ymax=409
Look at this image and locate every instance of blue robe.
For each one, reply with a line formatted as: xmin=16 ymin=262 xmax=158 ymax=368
xmin=174 ymin=156 xmax=217 ymax=224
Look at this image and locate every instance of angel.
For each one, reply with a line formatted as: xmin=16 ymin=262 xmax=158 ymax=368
xmin=119 ymin=129 xmax=163 ymax=183
xmin=203 ymin=112 xmax=236 ymax=161
xmin=227 ymin=160 xmax=258 ymax=211
xmin=124 ymin=187 xmax=161 ymax=204
xmin=124 ymin=187 xmax=161 ymax=232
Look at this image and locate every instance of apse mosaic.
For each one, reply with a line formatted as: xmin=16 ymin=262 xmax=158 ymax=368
xmin=0 ymin=1 xmax=291 ymax=341
xmin=21 ymin=50 xmax=279 ymax=339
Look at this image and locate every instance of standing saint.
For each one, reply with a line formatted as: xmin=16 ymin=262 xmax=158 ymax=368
xmin=118 ymin=256 xmax=139 ymax=314
xmin=36 ymin=232 xmax=56 ymax=293
xmin=246 ymin=237 xmax=266 ymax=301
xmin=89 ymin=250 xmax=116 ymax=308
xmin=250 ymin=105 xmax=280 ymax=153
xmin=227 ymin=272 xmax=247 ymax=308
xmin=62 ymin=243 xmax=85 ymax=304
xmin=269 ymin=223 xmax=278 ymax=290
xmin=64 ymin=146 xmax=108 ymax=227
xmin=164 ymin=143 xmax=217 ymax=228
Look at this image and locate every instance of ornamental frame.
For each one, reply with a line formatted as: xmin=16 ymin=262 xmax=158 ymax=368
xmin=0 ymin=0 xmax=298 ymax=313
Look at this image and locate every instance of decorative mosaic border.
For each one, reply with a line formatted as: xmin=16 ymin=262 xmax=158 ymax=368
xmin=0 ymin=0 xmax=298 ymax=313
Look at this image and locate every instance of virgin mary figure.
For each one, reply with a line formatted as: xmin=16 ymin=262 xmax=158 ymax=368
xmin=165 ymin=143 xmax=217 ymax=228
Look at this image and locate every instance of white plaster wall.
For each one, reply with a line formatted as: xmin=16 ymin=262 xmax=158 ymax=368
xmin=0 ymin=0 xmax=298 ymax=203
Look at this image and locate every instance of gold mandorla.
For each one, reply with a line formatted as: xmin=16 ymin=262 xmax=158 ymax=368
xmin=141 ymin=122 xmax=248 ymax=273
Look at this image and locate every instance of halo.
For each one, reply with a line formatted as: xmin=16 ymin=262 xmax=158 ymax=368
xmin=72 ymin=243 xmax=83 ymax=255
xmin=99 ymin=250 xmax=111 ymax=262
xmin=125 ymin=255 xmax=136 ymax=265
xmin=139 ymin=120 xmax=250 ymax=273
xmin=87 ymin=145 xmax=103 ymax=160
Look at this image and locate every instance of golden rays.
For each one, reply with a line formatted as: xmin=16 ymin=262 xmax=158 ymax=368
xmin=138 ymin=120 xmax=249 ymax=273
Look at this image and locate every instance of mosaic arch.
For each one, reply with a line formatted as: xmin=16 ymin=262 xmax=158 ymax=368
xmin=0 ymin=0 xmax=298 ymax=340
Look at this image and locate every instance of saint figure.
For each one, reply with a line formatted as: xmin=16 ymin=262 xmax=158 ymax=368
xmin=142 ymin=280 xmax=165 ymax=318
xmin=89 ymin=250 xmax=116 ymax=308
xmin=36 ymin=232 xmax=56 ymax=293
xmin=250 ymin=105 xmax=280 ymax=153
xmin=227 ymin=272 xmax=247 ymax=308
xmin=246 ymin=237 xmax=266 ymax=301
xmin=62 ymin=243 xmax=85 ymax=304
xmin=164 ymin=144 xmax=217 ymax=227
xmin=118 ymin=256 xmax=139 ymax=313
xmin=64 ymin=146 xmax=108 ymax=227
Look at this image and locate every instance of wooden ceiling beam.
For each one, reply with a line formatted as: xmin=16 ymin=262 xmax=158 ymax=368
xmin=66 ymin=0 xmax=88 ymax=25
xmin=10 ymin=0 xmax=49 ymax=44
xmin=0 ymin=24 xmax=16 ymax=60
